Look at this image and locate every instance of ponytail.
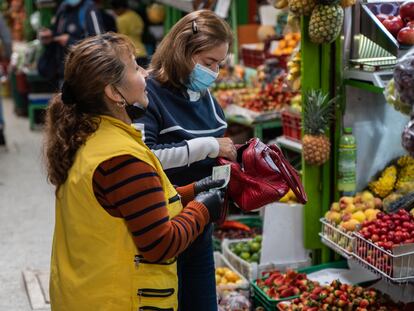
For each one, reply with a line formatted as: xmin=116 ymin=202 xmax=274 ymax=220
xmin=44 ymin=94 xmax=100 ymax=188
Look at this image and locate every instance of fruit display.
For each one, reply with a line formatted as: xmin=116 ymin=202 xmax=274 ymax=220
xmin=286 ymin=49 xmax=301 ymax=92
xmin=369 ymin=165 xmax=398 ymax=198
xmin=355 ymin=209 xmax=414 ymax=277
xmin=214 ymin=220 xmax=262 ymax=240
xmin=394 ymin=50 xmax=414 ymax=108
xmin=215 ymin=267 xmax=244 ymax=286
xmin=279 ymin=188 xmax=300 ymax=203
xmin=309 ymin=4 xmax=344 ymax=44
xmin=367 ymin=155 xmax=414 ymax=204
xmin=384 ymin=79 xmax=411 ymax=115
xmin=302 ymin=90 xmax=336 ymax=166
xmin=375 ymin=0 xmax=414 ymax=45
xmin=255 ymin=269 xmax=318 ymax=300
xmin=402 ymin=119 xmax=414 ymax=155
xmin=278 ymin=280 xmax=404 ymax=311
xmin=325 ymin=191 xmax=382 ymax=232
xmin=272 ymin=33 xmax=301 ymax=57
xmin=228 ymin=235 xmax=262 ymax=263
xmin=218 ymin=291 xmax=251 ymax=311
xmin=358 ymin=209 xmax=414 ymax=251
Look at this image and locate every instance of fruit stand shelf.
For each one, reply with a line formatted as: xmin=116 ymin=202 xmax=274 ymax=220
xmin=319 ymin=218 xmax=414 ymax=284
xmin=275 ymin=136 xmax=302 ymax=153
xmin=353 ymin=233 xmax=414 ymax=284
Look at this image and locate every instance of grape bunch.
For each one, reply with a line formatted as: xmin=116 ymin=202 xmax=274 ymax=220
xmin=384 ymin=79 xmax=411 ymax=115
xmin=394 ymin=51 xmax=414 ymax=108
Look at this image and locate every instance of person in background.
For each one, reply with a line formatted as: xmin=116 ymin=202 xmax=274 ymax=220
xmin=0 ymin=12 xmax=12 ymax=146
xmin=111 ymin=0 xmax=148 ymax=68
xmin=37 ymin=0 xmax=104 ymax=83
xmin=44 ymin=33 xmax=225 ymax=311
xmin=133 ymin=10 xmax=236 ymax=311
xmin=94 ymin=0 xmax=117 ymax=32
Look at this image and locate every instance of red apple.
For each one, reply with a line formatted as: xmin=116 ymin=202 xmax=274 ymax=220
xmin=400 ymin=0 xmax=414 ymax=23
xmin=376 ymin=13 xmax=389 ymax=23
xmin=382 ymin=15 xmax=405 ymax=36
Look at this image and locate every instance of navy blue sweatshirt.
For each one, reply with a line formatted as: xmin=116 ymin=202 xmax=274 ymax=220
xmin=133 ymin=77 xmax=227 ymax=185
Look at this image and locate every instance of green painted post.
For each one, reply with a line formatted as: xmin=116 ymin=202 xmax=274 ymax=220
xmin=24 ymin=0 xmax=35 ymax=40
xmin=301 ymin=17 xmax=324 ymax=256
xmin=236 ymin=0 xmax=248 ymax=25
xmin=321 ymin=43 xmax=333 ymax=264
xmin=230 ymin=0 xmax=238 ymax=63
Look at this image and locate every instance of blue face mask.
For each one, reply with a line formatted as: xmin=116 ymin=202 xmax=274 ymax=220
xmin=65 ymin=0 xmax=81 ymax=6
xmin=186 ymin=63 xmax=219 ymax=92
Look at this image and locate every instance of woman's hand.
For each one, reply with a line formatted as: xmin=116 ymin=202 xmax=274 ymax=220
xmin=216 ymin=137 xmax=237 ymax=161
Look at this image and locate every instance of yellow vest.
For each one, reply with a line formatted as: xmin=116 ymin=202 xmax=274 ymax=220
xmin=50 ymin=115 xmax=182 ymax=311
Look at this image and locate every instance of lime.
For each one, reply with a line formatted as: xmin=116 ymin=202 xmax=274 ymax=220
xmin=233 ymin=244 xmax=243 ymax=255
xmin=250 ymin=253 xmax=260 ymax=263
xmin=241 ymin=244 xmax=251 ymax=254
xmin=250 ymin=242 xmax=261 ymax=253
xmin=240 ymin=252 xmax=251 ymax=261
xmin=253 ymin=235 xmax=263 ymax=243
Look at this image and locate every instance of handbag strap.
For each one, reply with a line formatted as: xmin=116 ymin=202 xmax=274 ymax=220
xmin=262 ymin=145 xmax=308 ymax=204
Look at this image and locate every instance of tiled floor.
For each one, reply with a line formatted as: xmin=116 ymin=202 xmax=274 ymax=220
xmin=0 ymin=98 xmax=54 ymax=310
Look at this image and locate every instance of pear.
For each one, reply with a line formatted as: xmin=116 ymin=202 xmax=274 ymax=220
xmin=364 ymin=209 xmax=379 ymax=222
xmin=374 ymin=198 xmax=383 ymax=209
xmin=341 ymin=219 xmax=359 ymax=231
xmin=327 ymin=211 xmax=342 ymax=225
xmin=361 ymin=191 xmax=374 ymax=203
xmin=330 ymin=202 xmax=340 ymax=212
xmin=352 ymin=211 xmax=366 ymax=223
xmin=339 ymin=196 xmax=354 ymax=209
xmin=344 ymin=204 xmax=356 ymax=214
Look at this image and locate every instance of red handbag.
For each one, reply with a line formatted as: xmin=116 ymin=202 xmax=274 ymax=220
xmin=217 ymin=138 xmax=307 ymax=211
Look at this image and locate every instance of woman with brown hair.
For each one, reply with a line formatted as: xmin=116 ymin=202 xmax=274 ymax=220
xmin=133 ymin=10 xmax=235 ymax=311
xmin=44 ymin=32 xmax=225 ymax=311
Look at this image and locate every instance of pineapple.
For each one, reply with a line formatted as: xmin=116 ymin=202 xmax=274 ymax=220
xmin=308 ymin=4 xmax=344 ymax=44
xmin=302 ymin=90 xmax=336 ymax=166
xmin=288 ymin=0 xmax=317 ymax=16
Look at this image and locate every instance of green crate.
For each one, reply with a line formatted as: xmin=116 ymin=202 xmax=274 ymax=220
xmin=251 ymin=261 xmax=348 ymax=311
xmin=213 ymin=216 xmax=263 ymax=252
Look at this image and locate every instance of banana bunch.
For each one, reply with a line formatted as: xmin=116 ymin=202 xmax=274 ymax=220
xmin=274 ymin=0 xmax=289 ymax=9
xmin=286 ymin=50 xmax=301 ymax=91
xmin=369 ymin=165 xmax=398 ymax=198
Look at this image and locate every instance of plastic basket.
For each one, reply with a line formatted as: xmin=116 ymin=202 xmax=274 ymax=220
xmin=240 ymin=40 xmax=281 ymax=69
xmin=319 ymin=218 xmax=354 ymax=258
xmin=281 ymin=110 xmax=301 ymax=142
xmin=213 ymin=216 xmax=263 ymax=252
xmin=252 ymin=261 xmax=349 ymax=311
xmin=353 ymin=233 xmax=414 ymax=282
xmin=222 ymin=239 xmax=309 ymax=281
xmin=214 ymin=251 xmax=249 ymax=293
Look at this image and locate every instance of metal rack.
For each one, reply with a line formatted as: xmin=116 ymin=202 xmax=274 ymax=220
xmin=319 ymin=218 xmax=354 ymax=259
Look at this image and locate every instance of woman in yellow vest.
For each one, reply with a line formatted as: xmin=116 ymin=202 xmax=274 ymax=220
xmin=43 ymin=32 xmax=225 ymax=311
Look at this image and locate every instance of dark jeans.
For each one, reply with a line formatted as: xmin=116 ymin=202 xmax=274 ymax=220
xmin=177 ymin=224 xmax=217 ymax=311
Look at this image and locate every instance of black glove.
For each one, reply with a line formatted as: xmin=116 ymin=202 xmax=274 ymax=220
xmin=194 ymin=176 xmax=225 ymax=194
xmin=194 ymin=189 xmax=225 ymax=222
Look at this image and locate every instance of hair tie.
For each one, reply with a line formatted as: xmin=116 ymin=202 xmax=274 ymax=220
xmin=61 ymin=81 xmax=76 ymax=106
xmin=192 ymin=20 xmax=198 ymax=34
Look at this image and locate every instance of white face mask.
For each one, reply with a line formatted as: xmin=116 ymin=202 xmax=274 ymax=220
xmin=65 ymin=0 xmax=81 ymax=6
